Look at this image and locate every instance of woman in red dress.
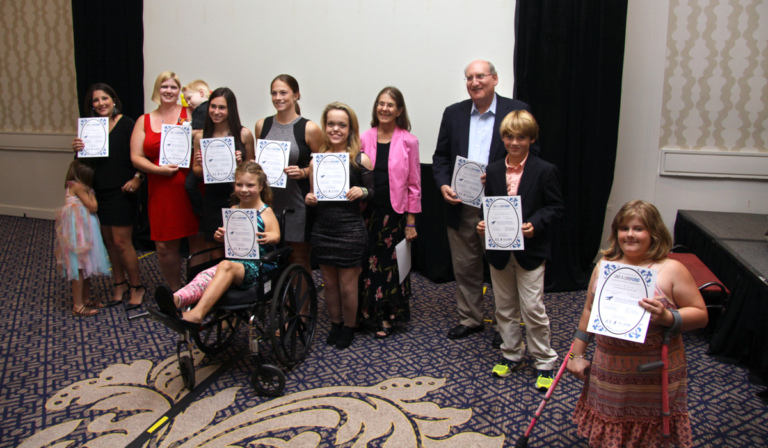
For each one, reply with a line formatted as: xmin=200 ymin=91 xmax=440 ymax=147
xmin=131 ymin=71 xmax=203 ymax=291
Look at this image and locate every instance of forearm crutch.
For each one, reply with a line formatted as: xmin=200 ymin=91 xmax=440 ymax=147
xmin=515 ymin=341 xmax=574 ymax=448
xmin=637 ymin=309 xmax=682 ymax=447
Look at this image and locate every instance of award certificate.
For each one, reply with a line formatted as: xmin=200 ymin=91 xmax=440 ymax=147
xmin=395 ymin=239 xmax=412 ymax=284
xmin=587 ymin=260 xmax=657 ymax=343
xmin=201 ymin=137 xmax=236 ymax=184
xmin=77 ymin=117 xmax=109 ymax=158
xmin=159 ymin=124 xmax=191 ymax=168
xmin=256 ymin=139 xmax=290 ymax=189
xmin=313 ymin=153 xmax=349 ymax=201
xmin=451 ymin=156 xmax=486 ymax=208
xmin=223 ymin=208 xmax=260 ymax=260
xmin=483 ymin=196 xmax=524 ymax=251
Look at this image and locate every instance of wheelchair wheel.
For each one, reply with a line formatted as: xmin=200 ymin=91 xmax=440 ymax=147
xmin=251 ymin=364 xmax=285 ymax=397
xmin=179 ymin=355 xmax=195 ymax=390
xmin=269 ymin=264 xmax=318 ymax=367
xmin=193 ymin=309 xmax=241 ymax=355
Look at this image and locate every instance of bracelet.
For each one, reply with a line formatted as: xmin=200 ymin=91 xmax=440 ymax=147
xmin=360 ymin=187 xmax=368 ymax=200
xmin=569 ymin=352 xmax=589 ymax=361
xmin=134 ymin=172 xmax=145 ymax=181
xmin=406 ymin=224 xmax=415 ymax=228
xmin=574 ymin=328 xmax=592 ymax=343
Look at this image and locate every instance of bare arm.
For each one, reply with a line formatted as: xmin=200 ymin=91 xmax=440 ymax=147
xmin=130 ymin=114 xmax=179 ymax=177
xmin=258 ymin=207 xmax=281 ymax=246
xmin=241 ymin=127 xmax=255 ymax=162
xmin=639 ymin=259 xmax=708 ymax=331
xmin=72 ymin=182 xmax=98 ymax=213
xmin=566 ymin=265 xmax=600 ymax=381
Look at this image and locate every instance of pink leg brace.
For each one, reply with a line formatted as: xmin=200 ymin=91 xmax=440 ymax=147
xmin=175 ymin=265 xmax=217 ymax=308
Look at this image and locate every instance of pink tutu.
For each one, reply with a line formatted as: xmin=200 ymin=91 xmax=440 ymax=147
xmin=54 ymin=187 xmax=111 ymax=280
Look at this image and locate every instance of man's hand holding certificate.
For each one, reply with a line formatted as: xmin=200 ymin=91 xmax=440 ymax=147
xmin=450 ymin=156 xmax=486 ymax=208
xmin=483 ymin=196 xmax=524 ymax=250
xmin=256 ymin=139 xmax=290 ymax=189
xmin=588 ymin=260 xmax=658 ymax=343
xmin=313 ymin=153 xmax=349 ymax=201
xmin=201 ymin=137 xmax=236 ymax=184
xmin=77 ymin=117 xmax=109 ymax=158
xmin=222 ymin=208 xmax=260 ymax=260
xmin=160 ymin=123 xmax=192 ymax=168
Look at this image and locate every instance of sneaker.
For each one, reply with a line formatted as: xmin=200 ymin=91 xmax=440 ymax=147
xmin=536 ymin=370 xmax=554 ymax=391
xmin=492 ymin=358 xmax=524 ymax=378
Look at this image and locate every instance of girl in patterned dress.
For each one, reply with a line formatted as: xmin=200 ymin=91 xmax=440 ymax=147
xmin=54 ymin=161 xmax=111 ymax=317
xmin=567 ymin=200 xmax=708 ymax=447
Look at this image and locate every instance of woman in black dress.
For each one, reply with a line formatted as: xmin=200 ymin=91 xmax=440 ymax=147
xmin=71 ymin=83 xmax=145 ymax=308
xmin=192 ymin=87 xmax=255 ymax=254
xmin=305 ymin=102 xmax=374 ymax=350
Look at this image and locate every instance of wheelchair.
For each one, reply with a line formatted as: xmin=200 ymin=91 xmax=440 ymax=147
xmin=144 ymin=210 xmax=318 ymax=397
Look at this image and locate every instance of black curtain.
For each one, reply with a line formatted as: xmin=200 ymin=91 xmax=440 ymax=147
xmin=514 ymin=0 xmax=628 ymax=291
xmin=71 ymin=1 xmax=144 ymax=120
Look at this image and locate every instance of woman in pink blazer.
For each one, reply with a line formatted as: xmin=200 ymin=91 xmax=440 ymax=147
xmin=359 ymin=86 xmax=421 ymax=338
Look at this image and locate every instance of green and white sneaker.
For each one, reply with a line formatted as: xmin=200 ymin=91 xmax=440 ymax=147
xmin=492 ymin=358 xmax=524 ymax=378
xmin=536 ymin=370 xmax=554 ymax=391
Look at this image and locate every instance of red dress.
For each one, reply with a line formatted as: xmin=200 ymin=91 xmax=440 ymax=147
xmin=142 ymin=109 xmax=199 ymax=241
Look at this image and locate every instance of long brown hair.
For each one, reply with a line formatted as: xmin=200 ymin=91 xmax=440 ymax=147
xmin=320 ymin=102 xmax=361 ymax=169
xmin=603 ymin=200 xmax=672 ymax=262
xmin=233 ymin=161 xmax=273 ymax=207
xmin=64 ymin=160 xmax=94 ymax=189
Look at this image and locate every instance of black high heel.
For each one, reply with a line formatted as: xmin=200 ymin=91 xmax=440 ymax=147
xmin=105 ymin=281 xmax=128 ymax=307
xmin=125 ymin=284 xmax=146 ymax=310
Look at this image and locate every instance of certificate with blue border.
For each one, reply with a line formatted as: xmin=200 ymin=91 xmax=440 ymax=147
xmin=77 ymin=117 xmax=109 ymax=158
xmin=223 ymin=208 xmax=260 ymax=260
xmin=451 ymin=156 xmax=486 ymax=208
xmin=313 ymin=153 xmax=349 ymax=201
xmin=588 ymin=260 xmax=657 ymax=343
xmin=201 ymin=137 xmax=236 ymax=184
xmin=483 ymin=196 xmax=524 ymax=251
xmin=256 ymin=139 xmax=290 ymax=189
xmin=159 ymin=124 xmax=191 ymax=168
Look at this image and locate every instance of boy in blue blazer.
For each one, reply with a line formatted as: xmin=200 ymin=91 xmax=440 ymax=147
xmin=477 ymin=110 xmax=563 ymax=390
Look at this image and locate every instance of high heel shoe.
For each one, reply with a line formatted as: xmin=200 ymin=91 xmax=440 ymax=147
xmin=105 ymin=281 xmax=128 ymax=307
xmin=125 ymin=284 xmax=146 ymax=310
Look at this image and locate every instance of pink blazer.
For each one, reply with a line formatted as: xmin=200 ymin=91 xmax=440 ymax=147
xmin=360 ymin=126 xmax=422 ymax=214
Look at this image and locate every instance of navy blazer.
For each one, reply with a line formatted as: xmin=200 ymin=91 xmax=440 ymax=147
xmin=432 ymin=94 xmax=533 ymax=230
xmin=484 ymin=154 xmax=563 ymax=271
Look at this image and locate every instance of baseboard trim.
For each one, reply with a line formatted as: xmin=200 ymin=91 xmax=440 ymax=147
xmin=0 ymin=205 xmax=56 ymax=220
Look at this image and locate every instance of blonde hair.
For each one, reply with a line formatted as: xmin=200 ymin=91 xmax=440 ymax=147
xmin=499 ymin=110 xmax=539 ymax=141
xmin=183 ymin=79 xmax=210 ymax=95
xmin=603 ymin=200 xmax=672 ymax=262
xmin=151 ymin=71 xmax=182 ymax=104
xmin=320 ymin=102 xmax=361 ymax=169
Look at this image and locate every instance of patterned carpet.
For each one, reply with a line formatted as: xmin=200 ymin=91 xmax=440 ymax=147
xmin=1 ymin=215 xmax=767 ymax=447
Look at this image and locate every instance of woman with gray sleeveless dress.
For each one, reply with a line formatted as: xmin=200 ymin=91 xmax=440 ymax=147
xmin=254 ymin=75 xmax=323 ymax=276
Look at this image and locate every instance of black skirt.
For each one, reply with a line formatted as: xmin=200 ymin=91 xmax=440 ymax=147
xmin=95 ymin=187 xmax=138 ymax=227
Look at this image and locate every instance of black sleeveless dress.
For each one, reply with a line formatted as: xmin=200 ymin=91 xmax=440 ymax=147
xmin=310 ymin=154 xmax=373 ymax=268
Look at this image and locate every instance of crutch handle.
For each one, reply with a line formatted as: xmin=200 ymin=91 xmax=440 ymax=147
xmin=638 ymin=361 xmax=664 ymax=372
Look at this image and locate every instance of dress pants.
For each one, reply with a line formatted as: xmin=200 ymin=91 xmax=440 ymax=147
xmin=447 ymin=206 xmax=487 ymax=328
xmin=490 ymin=255 xmax=557 ymax=370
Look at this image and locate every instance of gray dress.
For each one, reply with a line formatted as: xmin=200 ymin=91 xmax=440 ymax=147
xmin=259 ymin=116 xmax=312 ymax=242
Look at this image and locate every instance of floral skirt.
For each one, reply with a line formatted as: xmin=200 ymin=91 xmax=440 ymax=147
xmin=358 ymin=204 xmax=411 ymax=328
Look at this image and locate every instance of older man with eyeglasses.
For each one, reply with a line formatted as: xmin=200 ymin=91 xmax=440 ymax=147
xmin=432 ymin=60 xmax=537 ymax=343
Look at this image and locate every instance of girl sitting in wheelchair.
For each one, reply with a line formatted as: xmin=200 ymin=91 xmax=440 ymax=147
xmin=154 ymin=161 xmax=279 ymax=328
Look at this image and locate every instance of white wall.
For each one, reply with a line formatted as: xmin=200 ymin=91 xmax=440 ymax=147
xmin=601 ymin=0 xmax=768 ymax=254
xmin=143 ymin=0 xmax=518 ymax=165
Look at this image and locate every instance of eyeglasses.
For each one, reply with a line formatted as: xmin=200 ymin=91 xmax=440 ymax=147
xmin=465 ymin=73 xmax=493 ymax=82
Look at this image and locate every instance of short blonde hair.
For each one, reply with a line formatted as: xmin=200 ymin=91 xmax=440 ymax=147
xmin=499 ymin=109 xmax=539 ymax=141
xmin=151 ymin=71 xmax=181 ymax=104
xmin=183 ymin=79 xmax=210 ymax=95
xmin=603 ymin=200 xmax=672 ymax=262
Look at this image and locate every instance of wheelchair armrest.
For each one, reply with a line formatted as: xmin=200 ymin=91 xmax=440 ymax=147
xmin=262 ymin=246 xmax=293 ymax=264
